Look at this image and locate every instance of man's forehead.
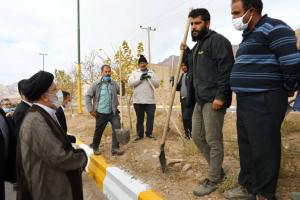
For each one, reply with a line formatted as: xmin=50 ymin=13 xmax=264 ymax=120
xmin=191 ymin=16 xmax=203 ymax=21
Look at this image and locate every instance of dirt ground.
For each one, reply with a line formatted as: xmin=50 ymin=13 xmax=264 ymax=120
xmin=67 ymin=106 xmax=300 ymax=200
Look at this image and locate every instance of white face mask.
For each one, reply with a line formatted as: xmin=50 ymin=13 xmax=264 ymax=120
xmin=47 ymin=89 xmax=64 ymax=109
xmin=232 ymin=10 xmax=252 ymax=31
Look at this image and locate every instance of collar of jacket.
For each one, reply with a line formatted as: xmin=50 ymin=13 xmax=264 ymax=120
xmin=196 ymin=29 xmax=216 ymax=42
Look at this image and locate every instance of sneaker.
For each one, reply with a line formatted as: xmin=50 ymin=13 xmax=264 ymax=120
xmin=112 ymin=149 xmax=124 ymax=156
xmin=290 ymin=192 xmax=300 ymax=200
xmin=193 ymin=178 xmax=219 ymax=197
xmin=224 ymin=185 xmax=256 ymax=200
xmin=93 ymin=148 xmax=101 ymax=155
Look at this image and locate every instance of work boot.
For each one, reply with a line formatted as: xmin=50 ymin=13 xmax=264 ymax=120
xmin=224 ymin=185 xmax=256 ymax=200
xmin=290 ymin=192 xmax=300 ymax=200
xmin=197 ymin=168 xmax=226 ymax=185
xmin=93 ymin=148 xmax=101 ymax=155
xmin=193 ymin=178 xmax=219 ymax=197
xmin=112 ymin=149 xmax=124 ymax=156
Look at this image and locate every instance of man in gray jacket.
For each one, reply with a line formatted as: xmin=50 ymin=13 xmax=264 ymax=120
xmin=128 ymin=55 xmax=160 ymax=141
xmin=86 ymin=64 xmax=124 ymax=156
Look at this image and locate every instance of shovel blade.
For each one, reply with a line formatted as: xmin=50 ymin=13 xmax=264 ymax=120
xmin=159 ymin=144 xmax=167 ymax=173
xmin=115 ymin=128 xmax=130 ymax=145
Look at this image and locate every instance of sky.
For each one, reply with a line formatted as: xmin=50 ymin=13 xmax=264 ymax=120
xmin=0 ymin=0 xmax=299 ymax=85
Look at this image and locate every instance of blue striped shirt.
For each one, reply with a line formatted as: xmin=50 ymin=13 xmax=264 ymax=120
xmin=230 ymin=15 xmax=300 ymax=93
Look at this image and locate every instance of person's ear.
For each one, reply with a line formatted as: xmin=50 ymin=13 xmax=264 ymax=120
xmin=205 ymin=21 xmax=211 ymax=28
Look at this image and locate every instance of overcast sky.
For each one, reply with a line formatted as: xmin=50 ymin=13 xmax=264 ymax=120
xmin=0 ymin=0 xmax=299 ymax=85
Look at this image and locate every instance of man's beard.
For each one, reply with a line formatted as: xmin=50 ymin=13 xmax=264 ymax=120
xmin=191 ymin=27 xmax=208 ymax=42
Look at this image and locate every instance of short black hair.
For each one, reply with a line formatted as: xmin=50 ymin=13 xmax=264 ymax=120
xmin=188 ymin=8 xmax=210 ymax=22
xmin=232 ymin=0 xmax=263 ymax=14
xmin=101 ymin=64 xmax=111 ymax=72
xmin=62 ymin=90 xmax=70 ymax=100
xmin=0 ymin=98 xmax=10 ymax=105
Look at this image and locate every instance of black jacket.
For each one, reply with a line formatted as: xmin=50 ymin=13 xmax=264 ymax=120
xmin=13 ymin=101 xmax=31 ymax=136
xmin=0 ymin=108 xmax=16 ymax=183
xmin=56 ymin=106 xmax=67 ymax=134
xmin=185 ymin=30 xmax=234 ymax=107
xmin=176 ymin=72 xmax=196 ymax=107
xmin=55 ymin=107 xmax=76 ymax=143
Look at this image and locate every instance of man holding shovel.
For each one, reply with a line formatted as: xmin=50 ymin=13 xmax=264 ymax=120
xmin=181 ymin=8 xmax=234 ymax=197
xmin=128 ymin=55 xmax=160 ymax=141
xmin=86 ymin=64 xmax=124 ymax=156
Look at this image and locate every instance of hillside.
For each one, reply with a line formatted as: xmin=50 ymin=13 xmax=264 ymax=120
xmin=0 ymin=83 xmax=18 ymax=99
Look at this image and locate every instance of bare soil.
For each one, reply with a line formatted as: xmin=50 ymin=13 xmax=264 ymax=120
xmin=67 ymin=107 xmax=300 ymax=200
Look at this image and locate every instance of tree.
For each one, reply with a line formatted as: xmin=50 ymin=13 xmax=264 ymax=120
xmin=54 ymin=69 xmax=74 ymax=94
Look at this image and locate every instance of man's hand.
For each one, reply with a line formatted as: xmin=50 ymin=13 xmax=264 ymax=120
xmin=212 ymin=99 xmax=224 ymax=110
xmin=288 ymin=91 xmax=295 ymax=97
xmin=180 ymin=43 xmax=188 ymax=51
xmin=90 ymin=111 xmax=96 ymax=118
xmin=140 ymin=73 xmax=148 ymax=80
xmin=6 ymin=111 xmax=14 ymax=117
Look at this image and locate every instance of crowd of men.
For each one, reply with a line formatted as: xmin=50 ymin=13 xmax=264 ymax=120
xmin=1 ymin=0 xmax=300 ymax=199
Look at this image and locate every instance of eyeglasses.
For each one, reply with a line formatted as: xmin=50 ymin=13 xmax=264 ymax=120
xmin=191 ymin=21 xmax=201 ymax=25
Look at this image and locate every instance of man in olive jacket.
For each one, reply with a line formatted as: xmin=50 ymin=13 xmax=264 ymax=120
xmin=181 ymin=8 xmax=234 ymax=197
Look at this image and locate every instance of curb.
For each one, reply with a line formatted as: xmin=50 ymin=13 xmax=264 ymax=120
xmin=77 ymin=141 xmax=163 ymax=200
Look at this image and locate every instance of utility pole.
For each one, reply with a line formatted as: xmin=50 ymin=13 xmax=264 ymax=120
xmin=139 ymin=26 xmax=156 ymax=64
xmin=77 ymin=0 xmax=83 ymax=114
xmin=39 ymin=53 xmax=48 ymax=71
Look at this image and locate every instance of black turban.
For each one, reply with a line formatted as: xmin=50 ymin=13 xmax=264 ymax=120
xmin=138 ymin=55 xmax=148 ymax=64
xmin=22 ymin=71 xmax=54 ymax=101
xmin=17 ymin=79 xmax=27 ymax=95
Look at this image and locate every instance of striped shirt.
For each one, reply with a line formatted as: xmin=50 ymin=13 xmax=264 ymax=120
xmin=230 ymin=15 xmax=300 ymax=93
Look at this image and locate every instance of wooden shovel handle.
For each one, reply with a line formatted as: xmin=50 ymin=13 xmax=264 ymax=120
xmin=160 ymin=12 xmax=191 ymax=146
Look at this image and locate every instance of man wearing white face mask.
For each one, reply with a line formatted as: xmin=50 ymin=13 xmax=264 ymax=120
xmin=17 ymin=71 xmax=87 ymax=200
xmin=225 ymin=1 xmax=300 ymax=200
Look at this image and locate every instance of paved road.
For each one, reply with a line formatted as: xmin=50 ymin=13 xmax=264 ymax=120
xmin=5 ymin=173 xmax=107 ymax=200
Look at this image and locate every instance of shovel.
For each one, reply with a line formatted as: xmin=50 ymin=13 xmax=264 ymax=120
xmin=159 ymin=13 xmax=191 ymax=173
xmin=147 ymin=79 xmax=186 ymax=143
xmin=115 ymin=49 xmax=130 ymax=145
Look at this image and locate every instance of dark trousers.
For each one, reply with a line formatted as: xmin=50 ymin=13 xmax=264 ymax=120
xmin=133 ymin=104 xmax=156 ymax=137
xmin=236 ymin=89 xmax=287 ymax=199
xmin=92 ymin=112 xmax=120 ymax=151
xmin=0 ymin=136 xmax=5 ymax=200
xmin=181 ymin=99 xmax=194 ymax=138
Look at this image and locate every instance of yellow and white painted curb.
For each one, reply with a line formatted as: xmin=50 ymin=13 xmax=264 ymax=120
xmin=77 ymin=141 xmax=163 ymax=200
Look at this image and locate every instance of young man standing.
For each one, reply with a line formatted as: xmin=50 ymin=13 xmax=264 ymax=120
xmin=86 ymin=65 xmax=124 ymax=156
xmin=226 ymin=1 xmax=300 ymax=199
xmin=181 ymin=8 xmax=234 ymax=197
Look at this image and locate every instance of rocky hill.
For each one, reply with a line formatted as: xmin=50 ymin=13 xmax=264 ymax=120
xmin=0 ymin=83 xmax=19 ymax=99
